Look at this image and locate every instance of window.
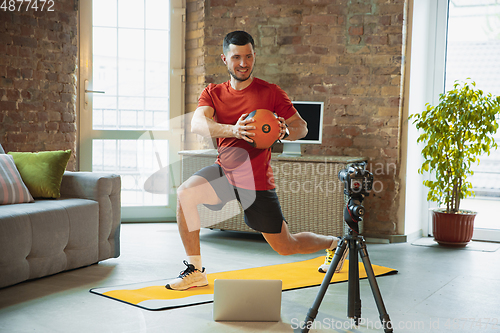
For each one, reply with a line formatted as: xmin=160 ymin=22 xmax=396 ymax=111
xmin=79 ymin=0 xmax=185 ymax=221
xmin=445 ymin=0 xmax=500 ymax=231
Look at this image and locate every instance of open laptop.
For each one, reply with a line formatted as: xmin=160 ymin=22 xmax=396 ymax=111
xmin=213 ymin=279 xmax=282 ymax=322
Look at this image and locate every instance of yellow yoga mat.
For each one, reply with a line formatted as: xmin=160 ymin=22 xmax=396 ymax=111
xmin=90 ymin=256 xmax=397 ymax=310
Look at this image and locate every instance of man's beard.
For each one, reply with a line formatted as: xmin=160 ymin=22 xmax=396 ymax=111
xmin=228 ymin=67 xmax=254 ymax=82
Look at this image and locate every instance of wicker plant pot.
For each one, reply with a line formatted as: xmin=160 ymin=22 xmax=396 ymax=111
xmin=431 ymin=209 xmax=477 ymax=247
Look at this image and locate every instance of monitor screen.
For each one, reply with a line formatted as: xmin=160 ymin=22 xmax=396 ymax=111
xmin=280 ymin=101 xmax=324 ymax=156
xmin=291 ymin=101 xmax=324 ymax=144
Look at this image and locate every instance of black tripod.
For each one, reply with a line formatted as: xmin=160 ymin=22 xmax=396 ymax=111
xmin=301 ymin=194 xmax=393 ymax=333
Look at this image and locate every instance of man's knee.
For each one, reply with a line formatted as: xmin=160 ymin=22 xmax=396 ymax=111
xmin=176 ymin=182 xmax=189 ymax=199
xmin=274 ymin=245 xmax=295 ymax=256
xmin=262 ymin=222 xmax=298 ymax=256
xmin=176 ymin=183 xmax=190 ymax=207
xmin=177 ymin=176 xmax=220 ymax=207
xmin=177 ymin=178 xmax=202 ymax=202
xmin=266 ymin=237 xmax=297 ymax=256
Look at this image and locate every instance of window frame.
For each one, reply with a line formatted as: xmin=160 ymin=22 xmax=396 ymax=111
xmin=78 ymin=0 xmax=186 ymax=222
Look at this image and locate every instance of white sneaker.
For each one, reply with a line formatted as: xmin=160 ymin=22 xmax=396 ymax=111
xmin=165 ymin=260 xmax=208 ymax=291
xmin=318 ymin=247 xmax=349 ymax=273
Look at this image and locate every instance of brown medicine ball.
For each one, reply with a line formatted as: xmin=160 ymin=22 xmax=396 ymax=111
xmin=246 ymin=109 xmax=281 ymax=149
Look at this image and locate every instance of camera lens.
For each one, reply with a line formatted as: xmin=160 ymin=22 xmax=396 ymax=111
xmin=338 ymin=169 xmax=348 ymax=182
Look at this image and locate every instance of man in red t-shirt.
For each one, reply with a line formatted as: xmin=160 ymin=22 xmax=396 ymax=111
xmin=166 ymin=31 xmax=345 ymax=291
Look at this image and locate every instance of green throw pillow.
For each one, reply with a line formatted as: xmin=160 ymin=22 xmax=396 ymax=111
xmin=8 ymin=150 xmax=71 ymax=199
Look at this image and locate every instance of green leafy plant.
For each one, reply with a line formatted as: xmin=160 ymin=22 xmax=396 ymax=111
xmin=409 ymin=80 xmax=500 ymax=213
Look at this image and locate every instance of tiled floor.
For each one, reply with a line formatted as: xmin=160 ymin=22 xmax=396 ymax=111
xmin=1 ymin=223 xmax=499 ymax=332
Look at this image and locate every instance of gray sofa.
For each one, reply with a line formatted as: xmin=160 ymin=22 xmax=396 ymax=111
xmin=0 ymin=145 xmax=121 ymax=288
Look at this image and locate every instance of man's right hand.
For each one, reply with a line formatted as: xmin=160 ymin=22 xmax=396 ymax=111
xmin=232 ymin=113 xmax=256 ymax=143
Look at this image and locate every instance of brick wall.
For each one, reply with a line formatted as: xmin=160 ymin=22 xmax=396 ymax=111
xmin=185 ymin=0 xmax=407 ymax=235
xmin=0 ymin=0 xmax=406 ymax=235
xmin=0 ymin=0 xmax=78 ymax=170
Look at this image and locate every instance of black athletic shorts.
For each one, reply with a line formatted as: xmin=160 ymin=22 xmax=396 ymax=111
xmin=193 ymin=164 xmax=285 ymax=234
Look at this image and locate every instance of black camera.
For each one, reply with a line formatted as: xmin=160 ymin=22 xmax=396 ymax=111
xmin=338 ymin=162 xmax=374 ymax=233
xmin=338 ymin=162 xmax=373 ymax=197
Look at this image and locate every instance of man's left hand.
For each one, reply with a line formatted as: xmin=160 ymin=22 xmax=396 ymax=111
xmin=277 ymin=116 xmax=289 ymax=140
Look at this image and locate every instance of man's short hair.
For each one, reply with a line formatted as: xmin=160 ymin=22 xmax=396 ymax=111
xmin=223 ymin=31 xmax=255 ymax=55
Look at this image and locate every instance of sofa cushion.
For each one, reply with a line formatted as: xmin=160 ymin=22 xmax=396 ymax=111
xmin=8 ymin=150 xmax=71 ymax=199
xmin=0 ymin=198 xmax=99 ymax=288
xmin=0 ymin=154 xmax=34 ymax=205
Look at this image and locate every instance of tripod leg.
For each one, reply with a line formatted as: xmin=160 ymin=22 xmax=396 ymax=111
xmin=301 ymin=240 xmax=348 ymax=333
xmin=357 ymin=239 xmax=394 ymax=333
xmin=347 ymin=238 xmax=361 ymax=325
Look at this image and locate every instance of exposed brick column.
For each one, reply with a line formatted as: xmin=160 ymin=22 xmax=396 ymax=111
xmin=0 ymin=0 xmax=78 ymax=170
xmin=184 ymin=0 xmax=208 ymax=150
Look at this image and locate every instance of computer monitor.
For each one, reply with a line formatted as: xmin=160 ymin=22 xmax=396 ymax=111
xmin=280 ymin=101 xmax=324 ymax=156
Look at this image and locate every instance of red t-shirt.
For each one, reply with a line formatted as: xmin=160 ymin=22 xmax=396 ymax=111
xmin=198 ymin=78 xmax=297 ymax=190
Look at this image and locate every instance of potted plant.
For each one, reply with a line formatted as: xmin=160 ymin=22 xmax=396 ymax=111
xmin=409 ymin=79 xmax=500 ymax=246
